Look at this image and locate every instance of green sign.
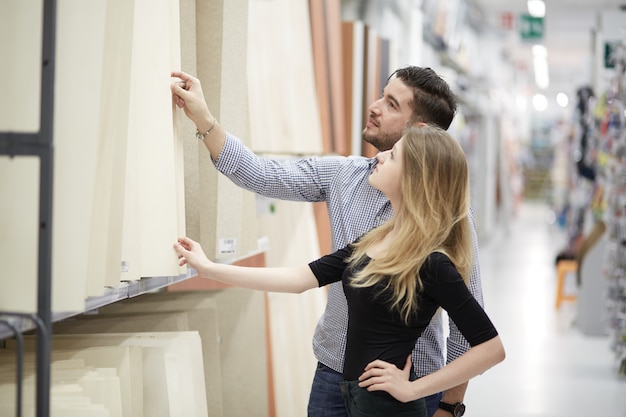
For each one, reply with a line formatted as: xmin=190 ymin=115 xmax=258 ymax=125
xmin=604 ymin=41 xmax=619 ymax=68
xmin=519 ymin=14 xmax=544 ymax=40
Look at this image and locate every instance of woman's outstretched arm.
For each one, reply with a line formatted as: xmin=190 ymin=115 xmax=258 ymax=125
xmin=174 ymin=236 xmax=319 ymax=293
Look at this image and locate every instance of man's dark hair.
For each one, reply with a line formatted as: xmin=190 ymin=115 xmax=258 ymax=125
xmin=389 ymin=66 xmax=458 ymax=130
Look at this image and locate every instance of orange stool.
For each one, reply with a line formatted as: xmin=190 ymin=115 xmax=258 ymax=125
xmin=555 ymin=259 xmax=578 ymax=309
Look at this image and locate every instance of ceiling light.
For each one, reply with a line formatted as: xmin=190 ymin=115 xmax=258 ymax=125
xmin=532 ymin=94 xmax=548 ymax=111
xmin=532 ymin=44 xmax=549 ymax=89
xmin=556 ymin=93 xmax=569 ymax=107
xmin=527 ymin=0 xmax=546 ymax=18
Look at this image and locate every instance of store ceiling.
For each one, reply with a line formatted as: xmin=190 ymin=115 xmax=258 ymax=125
xmin=471 ymin=0 xmax=626 ymax=101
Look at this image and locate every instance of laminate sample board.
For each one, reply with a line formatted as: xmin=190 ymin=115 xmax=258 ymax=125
xmin=186 ymin=0 xmax=258 ymax=262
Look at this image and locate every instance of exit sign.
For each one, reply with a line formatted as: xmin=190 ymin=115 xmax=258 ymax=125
xmin=519 ymin=14 xmax=544 ymax=40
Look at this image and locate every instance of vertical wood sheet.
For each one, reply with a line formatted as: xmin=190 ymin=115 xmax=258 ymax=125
xmin=0 ymin=157 xmax=39 ymax=312
xmin=247 ymin=0 xmax=323 ymax=155
xmin=190 ymin=0 xmax=258 ymax=262
xmin=0 ymin=0 xmax=42 ymax=132
xmin=341 ymin=21 xmax=365 ymax=157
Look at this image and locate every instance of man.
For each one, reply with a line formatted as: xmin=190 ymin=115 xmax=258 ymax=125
xmin=171 ymin=66 xmax=483 ymax=417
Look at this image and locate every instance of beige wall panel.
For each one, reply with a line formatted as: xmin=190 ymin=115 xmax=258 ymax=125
xmin=256 ymin=199 xmax=326 ymax=417
xmin=189 ymin=0 xmax=258 ymax=262
xmin=52 ymin=0 xmax=107 ymax=312
xmin=87 ymin=0 xmax=135 ymax=295
xmin=0 ymin=0 xmax=42 ymax=132
xmin=247 ymin=0 xmax=323 ymax=155
xmin=0 ymin=157 xmax=39 ymax=312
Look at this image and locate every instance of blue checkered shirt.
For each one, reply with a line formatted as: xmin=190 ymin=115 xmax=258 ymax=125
xmin=214 ymin=133 xmax=485 ymax=377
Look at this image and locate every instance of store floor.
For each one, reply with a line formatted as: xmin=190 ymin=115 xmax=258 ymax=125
xmin=465 ymin=201 xmax=626 ymax=416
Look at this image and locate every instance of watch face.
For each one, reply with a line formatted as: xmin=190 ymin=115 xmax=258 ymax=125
xmin=454 ymin=403 xmax=466 ymax=417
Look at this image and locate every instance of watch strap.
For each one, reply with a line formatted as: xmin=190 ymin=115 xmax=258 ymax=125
xmin=438 ymin=401 xmax=456 ymax=414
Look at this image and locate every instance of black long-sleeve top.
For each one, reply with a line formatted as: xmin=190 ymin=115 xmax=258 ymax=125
xmin=308 ymin=247 xmax=498 ymax=381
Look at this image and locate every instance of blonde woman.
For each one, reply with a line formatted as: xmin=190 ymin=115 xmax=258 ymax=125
xmin=173 ymin=126 xmax=505 ymax=417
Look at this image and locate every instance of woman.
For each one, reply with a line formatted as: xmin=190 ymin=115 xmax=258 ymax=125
xmin=173 ymin=125 xmax=505 ymax=416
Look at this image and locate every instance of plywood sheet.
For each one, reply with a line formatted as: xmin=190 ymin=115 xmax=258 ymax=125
xmin=13 ymin=331 xmax=207 ymax=417
xmin=362 ymin=25 xmax=381 ymax=158
xmin=57 ymin=299 xmax=223 ymax=417
xmin=189 ymin=0 xmax=258 ymax=262
xmin=87 ymin=0 xmax=135 ymax=295
xmin=0 ymin=0 xmax=42 ymax=132
xmin=120 ymin=0 xmax=184 ymax=281
xmin=0 ymin=346 xmax=138 ymax=417
xmin=341 ymin=21 xmax=365 ymax=157
xmin=309 ymin=0 xmax=346 ymax=156
xmin=0 ymin=156 xmax=40 ymax=313
xmin=247 ymin=0 xmax=323 ymax=155
xmin=52 ymin=0 xmax=107 ymax=312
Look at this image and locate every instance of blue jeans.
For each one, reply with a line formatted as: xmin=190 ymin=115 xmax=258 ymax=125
xmin=308 ymin=362 xmax=443 ymax=417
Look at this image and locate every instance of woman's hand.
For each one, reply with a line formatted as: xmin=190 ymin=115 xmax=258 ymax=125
xmin=173 ymin=236 xmax=212 ymax=275
xmin=170 ymin=71 xmax=213 ymax=129
xmin=357 ymin=355 xmax=416 ymax=403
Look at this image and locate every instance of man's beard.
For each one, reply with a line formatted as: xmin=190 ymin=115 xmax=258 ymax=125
xmin=362 ymin=128 xmax=402 ymax=152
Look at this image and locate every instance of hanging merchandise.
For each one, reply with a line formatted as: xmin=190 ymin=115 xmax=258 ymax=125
xmin=596 ymin=41 xmax=626 ymax=376
xmin=554 ymin=85 xmax=599 ymax=265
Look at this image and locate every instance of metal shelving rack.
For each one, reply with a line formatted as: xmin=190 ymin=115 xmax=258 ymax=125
xmin=0 ymin=2 xmax=57 ymax=416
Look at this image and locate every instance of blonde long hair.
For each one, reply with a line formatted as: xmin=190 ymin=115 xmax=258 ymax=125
xmin=348 ymin=125 xmax=472 ymax=324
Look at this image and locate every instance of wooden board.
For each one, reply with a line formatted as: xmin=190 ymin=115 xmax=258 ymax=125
xmin=341 ymin=21 xmax=365 ymax=157
xmin=0 ymin=0 xmax=42 ymax=132
xmin=247 ymin=0 xmax=323 ymax=155
xmin=188 ymin=0 xmax=258 ymax=262
xmin=0 ymin=157 xmax=40 ymax=313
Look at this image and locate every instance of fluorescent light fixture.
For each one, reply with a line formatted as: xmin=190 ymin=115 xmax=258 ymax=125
xmin=556 ymin=93 xmax=569 ymax=107
xmin=532 ymin=44 xmax=547 ymax=57
xmin=532 ymin=44 xmax=550 ymax=89
xmin=533 ymin=94 xmax=548 ymax=111
xmin=527 ymin=0 xmax=545 ymax=18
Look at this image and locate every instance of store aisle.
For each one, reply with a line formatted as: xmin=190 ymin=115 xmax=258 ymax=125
xmin=465 ymin=201 xmax=626 ymax=417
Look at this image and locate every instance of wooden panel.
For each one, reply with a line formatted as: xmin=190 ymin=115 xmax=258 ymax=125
xmin=309 ymin=0 xmax=334 ymax=153
xmin=92 ymin=290 xmax=269 ymax=417
xmin=325 ymin=0 xmax=348 ymax=156
xmin=309 ymin=0 xmax=347 ymax=157
xmin=190 ymin=0 xmax=258 ymax=262
xmin=87 ymin=0 xmax=135 ymax=295
xmin=54 ymin=304 xmax=223 ymax=417
xmin=0 ymin=345 xmax=141 ymax=417
xmin=120 ymin=0 xmax=185 ymax=281
xmin=53 ymin=0 xmax=107 ymax=311
xmin=44 ymin=332 xmax=207 ymax=417
xmin=362 ymin=25 xmax=381 ymax=158
xmin=0 ymin=0 xmax=42 ymax=132
xmin=247 ymin=0 xmax=323 ymax=155
xmin=0 ymin=157 xmax=39 ymax=313
xmin=341 ymin=21 xmax=365 ymax=157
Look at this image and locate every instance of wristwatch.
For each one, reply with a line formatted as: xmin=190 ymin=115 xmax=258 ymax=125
xmin=438 ymin=401 xmax=466 ymax=416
